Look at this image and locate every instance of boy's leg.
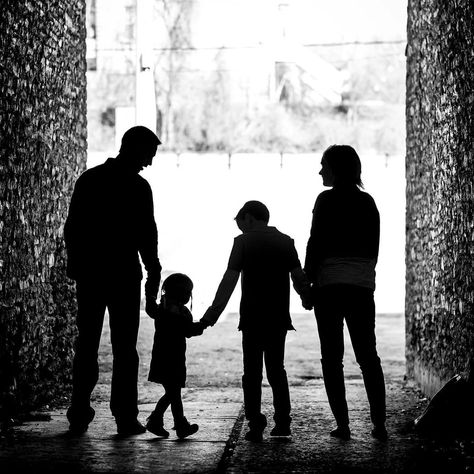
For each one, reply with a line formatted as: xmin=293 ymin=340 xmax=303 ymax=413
xmin=242 ymin=330 xmax=267 ymax=438
xmin=315 ymin=286 xmax=349 ymax=430
xmin=264 ymin=329 xmax=291 ymax=429
xmin=345 ymin=287 xmax=386 ymax=429
xmin=242 ymin=331 xmax=265 ymax=423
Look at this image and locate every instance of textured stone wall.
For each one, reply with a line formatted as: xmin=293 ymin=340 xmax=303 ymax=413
xmin=406 ymin=0 xmax=474 ymax=396
xmin=0 ymin=1 xmax=87 ymax=409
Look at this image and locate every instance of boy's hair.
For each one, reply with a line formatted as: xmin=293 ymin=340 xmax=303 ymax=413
xmin=162 ymin=273 xmax=193 ymax=301
xmin=322 ymin=144 xmax=363 ymax=188
xmin=235 ymin=200 xmax=270 ymax=223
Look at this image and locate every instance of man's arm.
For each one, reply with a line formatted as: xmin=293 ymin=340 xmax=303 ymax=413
xmin=200 ymin=269 xmax=240 ymax=327
xmin=138 ymin=182 xmax=162 ymax=316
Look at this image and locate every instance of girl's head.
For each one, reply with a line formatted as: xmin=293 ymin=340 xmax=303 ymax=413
xmin=320 ymin=145 xmax=363 ymax=188
xmin=161 ymin=273 xmax=193 ymax=305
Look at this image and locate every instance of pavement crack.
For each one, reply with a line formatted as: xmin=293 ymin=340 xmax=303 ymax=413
xmin=216 ymin=404 xmax=245 ymax=473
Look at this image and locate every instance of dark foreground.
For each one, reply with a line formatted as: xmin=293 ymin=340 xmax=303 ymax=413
xmin=1 ymin=312 xmax=473 ymax=473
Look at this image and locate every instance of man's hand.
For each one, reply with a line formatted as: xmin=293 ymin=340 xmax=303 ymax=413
xmin=145 ymin=298 xmax=160 ymax=319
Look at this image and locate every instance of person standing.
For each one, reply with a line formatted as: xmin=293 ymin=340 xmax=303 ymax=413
xmin=64 ymin=126 xmax=162 ymax=435
xmin=201 ymin=201 xmax=311 ymax=442
xmin=304 ymin=145 xmax=387 ymax=441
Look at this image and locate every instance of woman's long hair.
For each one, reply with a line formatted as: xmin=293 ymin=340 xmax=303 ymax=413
xmin=323 ymin=145 xmax=363 ymax=188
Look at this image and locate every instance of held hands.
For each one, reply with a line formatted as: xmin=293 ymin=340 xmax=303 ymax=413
xmin=145 ymin=298 xmax=160 ymax=319
xmin=300 ymin=287 xmax=314 ymax=311
xmin=192 ymin=321 xmax=207 ymax=336
xmin=301 ymin=295 xmax=314 ymax=311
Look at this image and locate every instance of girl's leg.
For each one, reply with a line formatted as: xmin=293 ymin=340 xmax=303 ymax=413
xmin=154 ymin=390 xmax=171 ymax=416
xmin=163 ymin=384 xmax=184 ymax=422
xmin=164 ymin=384 xmax=199 ymax=438
xmin=146 ymin=388 xmax=170 ymax=437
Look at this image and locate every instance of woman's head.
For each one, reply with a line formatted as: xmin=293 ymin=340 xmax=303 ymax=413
xmin=161 ymin=273 xmax=193 ymax=305
xmin=320 ymin=145 xmax=363 ymax=188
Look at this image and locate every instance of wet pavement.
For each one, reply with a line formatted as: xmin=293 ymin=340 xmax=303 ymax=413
xmin=1 ymin=312 xmax=472 ymax=473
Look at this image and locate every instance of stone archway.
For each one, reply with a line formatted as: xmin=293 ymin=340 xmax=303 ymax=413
xmin=405 ymin=0 xmax=474 ymax=395
xmin=0 ymin=0 xmax=473 ymax=410
xmin=0 ymin=1 xmax=87 ymax=408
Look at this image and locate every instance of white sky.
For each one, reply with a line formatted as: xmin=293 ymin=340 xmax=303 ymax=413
xmin=192 ymin=0 xmax=407 ymax=46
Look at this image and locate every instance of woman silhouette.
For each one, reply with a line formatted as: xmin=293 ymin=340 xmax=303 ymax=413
xmin=304 ymin=145 xmax=387 ymax=441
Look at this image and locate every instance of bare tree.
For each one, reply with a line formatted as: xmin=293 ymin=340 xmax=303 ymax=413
xmin=153 ymin=0 xmax=194 ymax=148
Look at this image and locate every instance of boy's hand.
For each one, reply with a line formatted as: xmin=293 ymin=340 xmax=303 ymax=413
xmin=199 ymin=317 xmax=213 ymax=329
xmin=145 ymin=298 xmax=159 ymax=319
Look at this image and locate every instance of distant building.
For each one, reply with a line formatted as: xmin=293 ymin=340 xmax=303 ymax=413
xmin=85 ymin=0 xmax=345 ymax=151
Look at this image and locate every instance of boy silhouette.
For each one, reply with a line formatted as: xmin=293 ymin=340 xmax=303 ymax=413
xmin=201 ymin=200 xmax=311 ymax=441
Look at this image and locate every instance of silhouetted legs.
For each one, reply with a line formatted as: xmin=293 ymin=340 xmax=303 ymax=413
xmin=242 ymin=329 xmax=291 ymax=435
xmin=107 ymin=280 xmax=141 ymax=422
xmin=315 ymin=284 xmax=386 ymax=433
xmin=154 ymin=384 xmax=184 ymax=422
xmin=69 ymin=277 xmax=141 ymax=429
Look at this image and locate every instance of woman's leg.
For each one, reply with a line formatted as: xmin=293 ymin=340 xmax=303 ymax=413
xmin=345 ymin=286 xmax=386 ymax=429
xmin=316 ymin=286 xmax=349 ymax=429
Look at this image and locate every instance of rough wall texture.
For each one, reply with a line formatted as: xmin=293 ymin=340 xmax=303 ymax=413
xmin=406 ymin=0 xmax=474 ymax=397
xmin=0 ymin=1 xmax=87 ymax=409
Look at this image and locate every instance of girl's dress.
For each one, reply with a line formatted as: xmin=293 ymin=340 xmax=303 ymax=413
xmin=148 ymin=300 xmax=202 ymax=387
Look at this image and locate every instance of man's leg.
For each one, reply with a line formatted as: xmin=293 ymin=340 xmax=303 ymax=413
xmin=68 ymin=280 xmax=106 ymax=432
xmin=108 ymin=277 xmax=141 ymax=428
xmin=241 ymin=330 xmax=267 ymax=439
xmin=264 ymin=330 xmax=291 ymax=432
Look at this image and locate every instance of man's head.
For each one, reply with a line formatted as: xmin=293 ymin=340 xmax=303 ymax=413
xmin=235 ymin=200 xmax=270 ymax=232
xmin=118 ymin=126 xmax=161 ymax=173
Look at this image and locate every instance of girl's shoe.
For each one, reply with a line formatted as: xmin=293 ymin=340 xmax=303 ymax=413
xmin=146 ymin=412 xmax=169 ymax=437
xmin=175 ymin=417 xmax=199 ymax=439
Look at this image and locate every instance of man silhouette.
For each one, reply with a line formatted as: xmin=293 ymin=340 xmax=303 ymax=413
xmin=64 ymin=126 xmax=162 ymax=435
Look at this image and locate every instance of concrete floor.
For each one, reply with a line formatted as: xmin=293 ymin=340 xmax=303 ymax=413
xmin=1 ymin=312 xmax=472 ymax=473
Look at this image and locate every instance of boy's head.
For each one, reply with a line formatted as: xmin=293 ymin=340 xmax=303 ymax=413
xmin=235 ymin=200 xmax=269 ymax=232
xmin=161 ymin=273 xmax=193 ymax=305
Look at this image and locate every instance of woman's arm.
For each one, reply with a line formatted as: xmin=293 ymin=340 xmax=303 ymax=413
xmin=304 ymin=193 xmax=328 ymax=281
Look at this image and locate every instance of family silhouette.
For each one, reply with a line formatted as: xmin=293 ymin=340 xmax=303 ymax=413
xmin=64 ymin=126 xmax=387 ymax=442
